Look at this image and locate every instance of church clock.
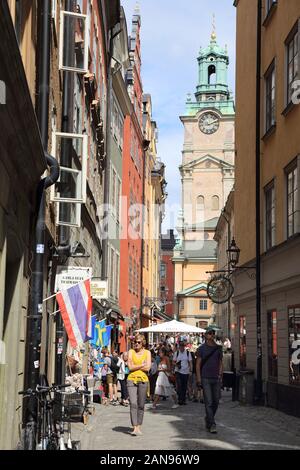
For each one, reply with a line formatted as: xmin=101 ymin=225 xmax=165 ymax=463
xmin=198 ymin=112 xmax=220 ymax=134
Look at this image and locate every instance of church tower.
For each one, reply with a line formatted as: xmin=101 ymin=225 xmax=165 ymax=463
xmin=173 ymin=26 xmax=235 ymax=328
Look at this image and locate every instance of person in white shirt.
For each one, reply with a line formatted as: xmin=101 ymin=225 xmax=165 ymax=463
xmin=117 ymin=352 xmax=129 ymax=406
xmin=173 ymin=341 xmax=193 ymax=405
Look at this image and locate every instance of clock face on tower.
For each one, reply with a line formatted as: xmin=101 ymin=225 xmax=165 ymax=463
xmin=198 ymin=112 xmax=220 ymax=134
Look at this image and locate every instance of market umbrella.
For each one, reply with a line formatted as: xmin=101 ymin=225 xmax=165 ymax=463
xmin=136 ymin=319 xmax=206 ymax=334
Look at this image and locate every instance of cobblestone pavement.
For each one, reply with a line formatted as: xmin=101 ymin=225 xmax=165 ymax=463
xmin=72 ymin=392 xmax=300 ymax=450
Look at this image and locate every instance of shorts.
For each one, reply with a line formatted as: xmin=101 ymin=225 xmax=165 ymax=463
xmin=106 ymin=373 xmax=118 ymax=385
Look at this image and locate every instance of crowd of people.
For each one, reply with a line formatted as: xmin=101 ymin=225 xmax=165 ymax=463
xmin=95 ymin=330 xmax=234 ymax=435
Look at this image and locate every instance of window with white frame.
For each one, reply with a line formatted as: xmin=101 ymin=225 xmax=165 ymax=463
xmin=286 ymin=23 xmax=299 ymax=105
xmin=265 ymin=60 xmax=276 ymax=131
xmin=116 ymin=178 xmax=121 ymax=223
xmin=111 ymin=168 xmax=116 ymax=210
xmin=59 ymin=10 xmax=89 ymax=72
xmin=200 ymin=299 xmax=208 ymax=311
xmin=115 ymin=253 xmax=120 ymax=299
xmin=51 ymin=132 xmax=87 ymax=204
xmin=265 ymin=181 xmax=275 ymax=250
xmin=110 ymin=247 xmax=115 ymax=298
xmin=286 ymin=160 xmax=298 ymax=238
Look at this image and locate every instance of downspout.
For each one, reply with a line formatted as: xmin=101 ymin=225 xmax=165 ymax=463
xmin=140 ymin=139 xmax=148 ymax=329
xmin=25 ymin=0 xmax=59 ymax=447
xmin=101 ymin=33 xmax=113 ymax=284
xmin=255 ymin=0 xmax=263 ymax=404
xmin=55 ymin=0 xmax=74 ymax=385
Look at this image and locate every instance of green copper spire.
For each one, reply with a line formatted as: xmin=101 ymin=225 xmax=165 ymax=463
xmin=184 ymin=21 xmax=235 ymax=117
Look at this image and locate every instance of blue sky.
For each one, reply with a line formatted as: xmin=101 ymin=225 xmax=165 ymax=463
xmin=122 ymin=0 xmax=236 ymax=233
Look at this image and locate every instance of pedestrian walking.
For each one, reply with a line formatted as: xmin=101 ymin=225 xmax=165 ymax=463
xmin=118 ymin=352 xmax=129 ymax=406
xmin=152 ymin=347 xmax=178 ymax=409
xmin=196 ymin=327 xmax=223 ymax=433
xmin=173 ymin=340 xmax=193 ymax=405
xmin=102 ymin=349 xmax=118 ymax=405
xmin=127 ymin=334 xmax=151 ymax=436
xmin=149 ymin=350 xmax=158 ymax=401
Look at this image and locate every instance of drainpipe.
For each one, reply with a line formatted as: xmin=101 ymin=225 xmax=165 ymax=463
xmin=255 ymin=0 xmax=263 ymax=404
xmin=25 ymin=0 xmax=59 ymax=448
xmin=55 ymin=0 xmax=74 ymax=385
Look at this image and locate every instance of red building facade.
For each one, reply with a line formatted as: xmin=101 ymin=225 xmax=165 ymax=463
xmin=119 ymin=7 xmax=144 ymax=333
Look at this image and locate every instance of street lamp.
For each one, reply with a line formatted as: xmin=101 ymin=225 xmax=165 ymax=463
xmin=227 ymin=238 xmax=240 ymax=267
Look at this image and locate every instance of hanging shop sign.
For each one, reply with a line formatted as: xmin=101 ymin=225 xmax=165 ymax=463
xmin=55 ymin=266 xmax=92 ymax=292
xmin=207 ymin=275 xmax=234 ymax=304
xmin=90 ymin=278 xmax=108 ymax=300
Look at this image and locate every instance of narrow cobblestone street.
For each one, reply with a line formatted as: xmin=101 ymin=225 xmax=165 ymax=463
xmin=72 ymin=392 xmax=300 ymax=450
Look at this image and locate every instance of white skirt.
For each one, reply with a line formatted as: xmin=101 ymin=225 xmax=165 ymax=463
xmin=154 ymin=371 xmax=174 ymax=397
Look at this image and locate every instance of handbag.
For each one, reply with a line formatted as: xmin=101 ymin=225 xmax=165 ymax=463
xmin=168 ymin=374 xmax=176 ymax=385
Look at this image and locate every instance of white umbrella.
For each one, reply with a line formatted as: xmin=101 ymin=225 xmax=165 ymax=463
xmin=136 ymin=319 xmax=206 ymax=333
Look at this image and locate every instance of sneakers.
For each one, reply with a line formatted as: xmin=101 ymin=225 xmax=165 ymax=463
xmin=209 ymin=424 xmax=217 ymax=434
xmin=171 ymin=404 xmax=179 ymax=409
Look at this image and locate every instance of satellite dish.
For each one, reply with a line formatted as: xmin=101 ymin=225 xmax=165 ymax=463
xmin=207 ymin=275 xmax=234 ymax=304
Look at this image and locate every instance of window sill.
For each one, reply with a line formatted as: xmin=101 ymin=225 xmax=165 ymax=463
xmin=282 ymin=101 xmax=296 ymax=117
xmin=263 ymin=2 xmax=277 ymax=27
xmin=262 ymin=123 xmax=276 ymax=141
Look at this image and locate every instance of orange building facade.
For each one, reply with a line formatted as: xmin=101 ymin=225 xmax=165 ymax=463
xmin=119 ymin=7 xmax=144 ymax=335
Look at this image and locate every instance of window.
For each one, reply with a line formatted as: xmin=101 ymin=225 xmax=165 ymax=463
xmin=115 ymin=253 xmax=120 ymax=299
xmin=51 ymin=132 xmax=87 ymax=227
xmin=288 ymin=306 xmax=300 ymax=385
xmin=129 ymin=256 xmax=132 ymax=292
xmin=239 ymin=316 xmax=247 ymax=369
xmin=212 ymin=195 xmax=219 ymax=211
xmin=111 ymin=168 xmax=116 ymax=209
xmin=265 ymin=61 xmax=276 ymax=131
xmin=116 ymin=178 xmax=121 ymax=223
xmin=200 ymin=300 xmax=208 ymax=311
xmin=110 ymin=248 xmax=115 ymax=298
xmin=268 ymin=310 xmax=278 ymax=379
xmin=208 ymin=64 xmax=216 ymax=84
xmin=286 ymin=161 xmax=298 ymax=238
xmin=59 ymin=10 xmax=89 ymax=73
xmin=286 ymin=24 xmax=299 ymax=105
xmin=160 ymin=263 xmax=166 ymax=279
xmin=265 ymin=182 xmax=275 ymax=250
xmin=197 ymin=195 xmax=205 ymax=207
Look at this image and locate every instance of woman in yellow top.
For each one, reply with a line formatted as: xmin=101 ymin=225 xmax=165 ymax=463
xmin=127 ymin=334 xmax=151 ymax=436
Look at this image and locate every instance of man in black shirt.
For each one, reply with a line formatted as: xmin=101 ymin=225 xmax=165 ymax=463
xmin=196 ymin=327 xmax=223 ymax=433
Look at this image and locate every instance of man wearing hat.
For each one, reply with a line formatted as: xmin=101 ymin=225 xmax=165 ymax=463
xmin=196 ymin=327 xmax=223 ymax=433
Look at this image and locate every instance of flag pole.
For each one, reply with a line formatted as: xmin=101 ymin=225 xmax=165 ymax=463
xmin=42 ymin=276 xmax=93 ymax=303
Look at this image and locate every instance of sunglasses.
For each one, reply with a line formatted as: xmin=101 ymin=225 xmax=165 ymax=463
xmin=206 ymin=331 xmax=214 ymax=335
xmin=134 ymin=341 xmax=142 ymax=344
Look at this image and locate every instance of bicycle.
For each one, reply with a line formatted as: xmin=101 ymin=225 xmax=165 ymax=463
xmin=19 ymin=383 xmax=90 ymax=450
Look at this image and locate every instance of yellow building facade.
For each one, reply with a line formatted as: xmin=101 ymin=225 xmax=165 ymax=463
xmin=234 ymin=0 xmax=300 ymax=415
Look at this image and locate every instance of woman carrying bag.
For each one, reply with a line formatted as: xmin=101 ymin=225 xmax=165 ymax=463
xmin=152 ymin=347 xmax=178 ymax=410
xmin=127 ymin=334 xmax=151 ymax=436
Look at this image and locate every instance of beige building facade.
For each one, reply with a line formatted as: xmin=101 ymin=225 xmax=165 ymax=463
xmin=214 ymin=190 xmax=235 ymax=339
xmin=174 ymin=31 xmax=235 ymax=327
xmin=234 ymin=0 xmax=300 ymax=416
